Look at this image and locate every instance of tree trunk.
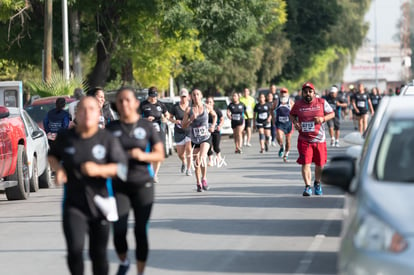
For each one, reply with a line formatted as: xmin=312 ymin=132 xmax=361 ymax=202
xmin=43 ymin=0 xmax=52 ymax=83
xmin=88 ymin=40 xmax=111 ymax=88
xmin=70 ymin=9 xmax=82 ymax=79
xmin=121 ymin=58 xmax=133 ymax=85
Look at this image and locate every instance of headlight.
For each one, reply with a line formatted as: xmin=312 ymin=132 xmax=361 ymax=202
xmin=354 ymin=214 xmax=408 ymax=253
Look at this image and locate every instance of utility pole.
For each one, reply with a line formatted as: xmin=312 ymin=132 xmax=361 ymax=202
xmin=62 ymin=0 xmax=70 ymax=81
xmin=374 ymin=0 xmax=378 ymax=88
xmin=43 ymin=0 xmax=52 ymax=83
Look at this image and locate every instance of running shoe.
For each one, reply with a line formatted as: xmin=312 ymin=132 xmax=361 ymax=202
xmin=302 ymin=185 xmax=312 ymax=196
xmin=283 ymin=155 xmax=288 ymax=162
xmin=181 ymin=163 xmax=186 ymax=173
xmin=196 ymin=184 xmax=203 ymax=192
xmin=246 ymin=143 xmax=252 ymax=147
xmin=154 ymin=176 xmax=159 ymax=183
xmin=265 ymin=142 xmax=269 ymax=152
xmin=116 ymin=262 xmax=130 ymax=275
xmin=260 ymin=149 xmax=264 ymax=154
xmin=201 ymin=179 xmax=209 ymax=191
xmin=271 ymin=141 xmax=277 ymax=147
xmin=278 ymin=147 xmax=284 ymax=157
xmin=330 ymin=138 xmax=335 ymax=146
xmin=314 ymin=183 xmax=323 ymax=195
xmin=186 ymin=169 xmax=192 ymax=176
xmin=335 ymin=140 xmax=340 ymax=147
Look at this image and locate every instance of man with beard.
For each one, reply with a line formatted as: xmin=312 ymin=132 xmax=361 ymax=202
xmin=289 ymin=82 xmax=335 ymax=196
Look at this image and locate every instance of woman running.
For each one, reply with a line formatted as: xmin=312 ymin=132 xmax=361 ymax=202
xmin=170 ymin=88 xmax=192 ymax=175
xmin=274 ymin=88 xmax=294 ymax=162
xmin=182 ymin=89 xmax=217 ymax=192
xmin=206 ymin=96 xmax=225 ymax=167
xmin=107 ymin=87 xmax=165 ymax=275
xmin=254 ymin=93 xmax=272 ymax=153
xmin=48 ymin=96 xmax=128 ymax=275
xmin=227 ymin=91 xmax=246 ymax=154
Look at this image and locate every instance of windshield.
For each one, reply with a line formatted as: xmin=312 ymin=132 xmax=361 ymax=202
xmin=375 ymin=119 xmax=414 ymax=182
xmin=25 ymin=104 xmax=55 ymax=123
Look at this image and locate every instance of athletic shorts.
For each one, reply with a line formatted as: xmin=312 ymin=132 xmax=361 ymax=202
xmin=256 ymin=120 xmax=271 ymax=130
xmin=176 ymin=136 xmax=191 ymax=146
xmin=231 ymin=120 xmax=245 ymax=129
xmin=296 ymin=140 xmax=327 ymax=166
xmin=244 ymin=118 xmax=253 ymax=129
xmin=326 ymin=117 xmax=340 ymax=130
xmin=192 ymin=136 xmax=211 ymax=149
xmin=276 ymin=122 xmax=293 ymax=135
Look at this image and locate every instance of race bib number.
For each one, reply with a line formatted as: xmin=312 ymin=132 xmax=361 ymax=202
xmin=372 ymin=99 xmax=378 ymax=104
xmin=357 ymin=101 xmax=365 ymax=108
xmin=193 ymin=126 xmax=208 ymax=137
xmin=278 ymin=116 xmax=289 ymax=123
xmin=152 ymin=123 xmax=160 ymax=132
xmin=258 ymin=113 xmax=268 ymax=120
xmin=232 ymin=114 xmax=241 ymax=121
xmin=301 ymin=121 xmax=315 ymax=132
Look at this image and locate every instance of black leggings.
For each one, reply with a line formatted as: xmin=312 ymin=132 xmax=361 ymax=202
xmin=208 ymin=131 xmax=221 ymax=156
xmin=63 ymin=206 xmax=110 ymax=275
xmin=113 ymin=183 xmax=154 ymax=262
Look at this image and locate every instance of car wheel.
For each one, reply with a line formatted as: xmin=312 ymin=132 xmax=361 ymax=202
xmin=29 ymin=157 xmax=39 ymax=192
xmin=39 ymin=162 xmax=53 ymax=188
xmin=5 ymin=145 xmax=30 ymax=200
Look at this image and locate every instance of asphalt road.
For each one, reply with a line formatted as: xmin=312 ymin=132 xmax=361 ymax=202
xmin=0 ymin=120 xmax=356 ymax=275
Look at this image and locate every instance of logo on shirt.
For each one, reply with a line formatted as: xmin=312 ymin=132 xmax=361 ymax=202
xmin=112 ymin=130 xmax=122 ymax=137
xmin=133 ymin=127 xmax=146 ymax=139
xmin=92 ymin=144 xmax=106 ymax=160
xmin=64 ymin=147 xmax=76 ymax=155
xmin=156 ymin=106 xmax=162 ymax=112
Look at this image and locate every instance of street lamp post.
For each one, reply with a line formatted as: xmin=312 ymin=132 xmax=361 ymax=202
xmin=374 ymin=0 xmax=379 ymax=88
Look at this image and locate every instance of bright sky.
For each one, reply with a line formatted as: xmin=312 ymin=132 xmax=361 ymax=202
xmin=364 ymin=0 xmax=403 ymax=45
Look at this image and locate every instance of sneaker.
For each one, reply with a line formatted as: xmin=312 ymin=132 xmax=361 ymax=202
xmin=271 ymin=141 xmax=277 ymax=147
xmin=246 ymin=143 xmax=252 ymax=147
xmin=264 ymin=142 xmax=269 ymax=152
xmin=302 ymin=185 xmax=312 ymax=196
xmin=314 ymin=183 xmax=323 ymax=195
xmin=330 ymin=138 xmax=335 ymax=146
xmin=278 ymin=147 xmax=284 ymax=157
xmin=186 ymin=169 xmax=192 ymax=176
xmin=116 ymin=262 xmax=130 ymax=275
xmin=260 ymin=149 xmax=264 ymax=154
xmin=201 ymin=179 xmax=209 ymax=191
xmin=334 ymin=140 xmax=340 ymax=147
xmin=181 ymin=163 xmax=186 ymax=173
xmin=196 ymin=184 xmax=203 ymax=192
xmin=283 ymin=155 xmax=288 ymax=162
xmin=154 ymin=176 xmax=159 ymax=183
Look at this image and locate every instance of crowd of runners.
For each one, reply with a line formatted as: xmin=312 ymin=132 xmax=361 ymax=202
xmin=47 ymin=81 xmax=387 ymax=275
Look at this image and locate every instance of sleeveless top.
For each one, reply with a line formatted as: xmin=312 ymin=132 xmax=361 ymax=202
xmin=189 ymin=105 xmax=211 ymax=144
xmin=275 ymin=99 xmax=292 ymax=125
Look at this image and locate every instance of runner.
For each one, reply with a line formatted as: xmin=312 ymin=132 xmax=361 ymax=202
xmin=206 ymin=96 xmax=226 ymax=167
xmin=289 ymin=82 xmax=334 ymax=196
xmin=170 ymin=88 xmax=192 ymax=176
xmin=269 ymin=85 xmax=279 ymax=146
xmin=326 ymin=86 xmax=348 ymax=147
xmin=138 ymin=86 xmax=170 ymax=182
xmin=107 ymin=87 xmax=164 ymax=275
xmin=48 ymin=96 xmax=128 ymax=275
xmin=227 ymin=91 xmax=246 ymax=154
xmin=182 ymin=89 xmax=217 ymax=192
xmin=253 ymin=93 xmax=272 ymax=153
xmin=351 ymin=83 xmax=374 ymax=135
xmin=274 ymin=88 xmax=295 ymax=162
xmin=369 ymin=87 xmax=382 ymax=112
xmin=240 ymin=88 xmax=255 ymax=147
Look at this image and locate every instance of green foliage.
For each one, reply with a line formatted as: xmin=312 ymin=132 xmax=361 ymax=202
xmin=0 ymin=0 xmax=27 ymax=22
xmin=0 ymin=59 xmax=19 ymax=80
xmin=26 ymin=74 xmax=88 ymax=97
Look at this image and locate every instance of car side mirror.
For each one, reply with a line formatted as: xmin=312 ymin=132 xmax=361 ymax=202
xmin=0 ymin=106 xmax=10 ymax=118
xmin=322 ymin=156 xmax=356 ymax=192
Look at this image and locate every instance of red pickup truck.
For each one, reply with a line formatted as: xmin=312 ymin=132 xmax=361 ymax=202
xmin=0 ymin=105 xmax=30 ymax=200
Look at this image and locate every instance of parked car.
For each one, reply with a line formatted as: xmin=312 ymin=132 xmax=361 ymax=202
xmin=0 ymin=106 xmax=30 ymax=200
xmin=24 ymin=96 xmax=76 ymax=130
xmin=399 ymin=80 xmax=414 ymax=96
xmin=322 ymin=97 xmax=414 ymax=274
xmin=11 ymin=107 xmax=52 ymax=191
xmin=210 ymin=96 xmax=233 ymax=135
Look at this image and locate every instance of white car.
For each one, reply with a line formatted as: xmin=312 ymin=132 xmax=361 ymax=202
xmin=157 ymin=97 xmax=179 ymax=157
xmin=9 ymin=107 xmax=52 ymax=191
xmin=210 ymin=96 xmax=233 ymax=135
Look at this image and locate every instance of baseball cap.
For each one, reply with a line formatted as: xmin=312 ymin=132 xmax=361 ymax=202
xmin=280 ymin=87 xmax=289 ymax=93
xmin=180 ymin=88 xmax=189 ymax=97
xmin=148 ymin=87 xmax=158 ymax=97
xmin=302 ymin=82 xmax=315 ymax=90
xmin=330 ymin=86 xmax=338 ymax=93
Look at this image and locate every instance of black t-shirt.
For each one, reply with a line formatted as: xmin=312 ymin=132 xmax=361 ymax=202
xmin=49 ymin=128 xmax=127 ymax=218
xmin=208 ymin=106 xmax=223 ymax=132
xmin=254 ymin=103 xmax=271 ymax=123
xmin=370 ymin=94 xmax=381 ymax=110
xmin=354 ymin=93 xmax=369 ymax=113
xmin=227 ymin=102 xmax=246 ymax=122
xmin=138 ymin=100 xmax=168 ymax=127
xmin=171 ymin=103 xmax=189 ymax=137
xmin=107 ymin=119 xmax=162 ymax=186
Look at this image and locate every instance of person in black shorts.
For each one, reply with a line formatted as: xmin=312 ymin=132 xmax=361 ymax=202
xmin=254 ymin=93 xmax=272 ymax=153
xmin=107 ymin=87 xmax=164 ymax=275
xmin=369 ymin=87 xmax=382 ymax=112
xmin=138 ymin=86 xmax=170 ymax=182
xmin=48 ymin=96 xmax=128 ymax=275
xmin=206 ymin=96 xmax=225 ymax=167
xmin=352 ymin=83 xmax=374 ymax=134
xmin=227 ymin=91 xmax=246 ymax=153
xmin=326 ymin=86 xmax=348 ymax=147
xmin=182 ymin=89 xmax=217 ymax=192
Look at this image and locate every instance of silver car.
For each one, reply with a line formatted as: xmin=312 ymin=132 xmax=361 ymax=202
xmin=322 ymin=96 xmax=414 ymax=275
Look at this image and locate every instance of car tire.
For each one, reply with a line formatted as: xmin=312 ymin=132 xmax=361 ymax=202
xmin=29 ymin=157 xmax=39 ymax=192
xmin=39 ymin=162 xmax=53 ymax=188
xmin=5 ymin=145 xmax=30 ymax=200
